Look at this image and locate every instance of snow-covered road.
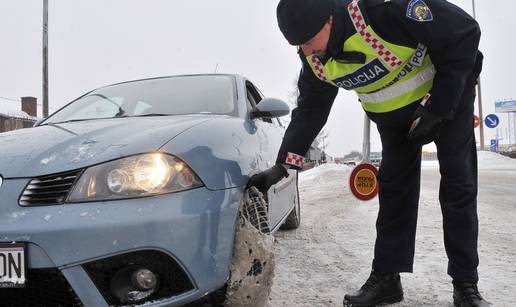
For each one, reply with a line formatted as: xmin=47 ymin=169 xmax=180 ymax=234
xmin=268 ymin=152 xmax=516 ymax=307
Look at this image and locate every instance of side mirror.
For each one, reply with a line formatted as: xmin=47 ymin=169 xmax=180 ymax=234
xmin=250 ymin=98 xmax=290 ymax=120
xmin=33 ymin=118 xmax=46 ymax=127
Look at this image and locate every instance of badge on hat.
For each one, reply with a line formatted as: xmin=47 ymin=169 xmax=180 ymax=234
xmin=406 ymin=0 xmax=433 ymax=22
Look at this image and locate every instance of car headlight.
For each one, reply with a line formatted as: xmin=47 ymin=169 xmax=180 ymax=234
xmin=67 ymin=153 xmax=203 ymax=202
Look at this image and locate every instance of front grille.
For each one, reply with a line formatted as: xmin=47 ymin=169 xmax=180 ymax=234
xmin=19 ymin=170 xmax=82 ymax=206
xmin=0 ymin=268 xmax=82 ymax=307
xmin=83 ymin=250 xmax=195 ymax=306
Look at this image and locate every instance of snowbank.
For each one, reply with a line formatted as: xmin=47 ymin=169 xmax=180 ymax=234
xmin=299 ymin=163 xmax=353 ymax=184
xmin=297 ymin=163 xmax=355 ymax=204
xmin=477 ymin=150 xmax=516 ymax=169
xmin=422 ymin=151 xmax=516 ymax=170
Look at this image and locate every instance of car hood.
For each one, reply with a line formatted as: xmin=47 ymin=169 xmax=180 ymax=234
xmin=0 ymin=116 xmax=213 ymax=178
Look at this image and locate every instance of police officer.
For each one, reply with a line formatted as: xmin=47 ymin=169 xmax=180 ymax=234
xmin=247 ymin=0 xmax=487 ymax=306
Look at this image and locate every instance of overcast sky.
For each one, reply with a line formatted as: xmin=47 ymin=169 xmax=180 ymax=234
xmin=0 ymin=0 xmax=514 ymax=156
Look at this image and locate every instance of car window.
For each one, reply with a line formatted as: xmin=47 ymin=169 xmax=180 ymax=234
xmin=45 ymin=75 xmax=237 ymax=124
xmin=59 ymin=96 xmax=126 ymax=121
xmin=134 ymin=100 xmax=152 ymax=115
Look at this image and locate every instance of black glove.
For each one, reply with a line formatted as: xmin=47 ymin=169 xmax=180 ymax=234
xmin=246 ymin=164 xmax=289 ymax=195
xmin=407 ymin=105 xmax=443 ymax=141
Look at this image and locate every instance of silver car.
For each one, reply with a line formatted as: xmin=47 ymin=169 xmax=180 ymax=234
xmin=0 ymin=74 xmax=300 ymax=306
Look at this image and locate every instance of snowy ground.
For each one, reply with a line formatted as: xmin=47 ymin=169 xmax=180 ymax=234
xmin=268 ymin=151 xmax=516 ymax=307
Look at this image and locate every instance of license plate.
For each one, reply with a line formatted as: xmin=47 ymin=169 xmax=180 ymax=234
xmin=0 ymin=243 xmax=26 ymax=288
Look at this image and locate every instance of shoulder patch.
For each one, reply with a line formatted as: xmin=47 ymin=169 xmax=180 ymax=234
xmin=406 ymin=0 xmax=433 ymax=22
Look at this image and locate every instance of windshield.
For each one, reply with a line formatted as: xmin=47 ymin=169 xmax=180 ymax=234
xmin=44 ymin=75 xmax=236 ymax=124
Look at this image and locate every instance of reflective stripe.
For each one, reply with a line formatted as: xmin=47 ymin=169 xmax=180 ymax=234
xmin=357 ymin=65 xmax=436 ymax=103
xmin=310 ymin=56 xmax=329 ymax=81
xmin=347 ymin=0 xmax=403 ymax=69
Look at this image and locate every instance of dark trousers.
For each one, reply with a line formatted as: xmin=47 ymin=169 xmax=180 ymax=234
xmin=366 ymin=82 xmax=479 ymax=282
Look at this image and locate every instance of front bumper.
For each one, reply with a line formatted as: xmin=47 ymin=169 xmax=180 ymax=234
xmin=0 ymin=178 xmax=242 ymax=306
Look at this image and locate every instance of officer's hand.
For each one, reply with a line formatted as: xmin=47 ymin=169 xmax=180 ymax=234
xmin=407 ymin=105 xmax=443 ymax=141
xmin=247 ymin=164 xmax=289 ymax=195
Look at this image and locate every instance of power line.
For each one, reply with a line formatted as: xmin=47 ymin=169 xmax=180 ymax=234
xmin=0 ymin=96 xmax=47 ymax=108
xmin=0 ymin=96 xmax=21 ymax=103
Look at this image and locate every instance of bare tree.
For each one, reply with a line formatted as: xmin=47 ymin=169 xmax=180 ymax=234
xmin=287 ymin=76 xmax=299 ymax=107
xmin=316 ymin=129 xmax=330 ymax=162
xmin=281 ymin=75 xmax=299 ymax=128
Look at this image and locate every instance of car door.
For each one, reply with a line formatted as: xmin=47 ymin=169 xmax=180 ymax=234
xmin=245 ymin=81 xmax=297 ymax=228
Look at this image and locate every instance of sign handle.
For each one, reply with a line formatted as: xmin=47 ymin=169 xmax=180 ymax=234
xmin=362 ymin=114 xmax=371 ymax=163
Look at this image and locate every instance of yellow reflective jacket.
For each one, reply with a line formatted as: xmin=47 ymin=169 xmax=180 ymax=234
xmin=306 ymin=0 xmax=434 ymax=113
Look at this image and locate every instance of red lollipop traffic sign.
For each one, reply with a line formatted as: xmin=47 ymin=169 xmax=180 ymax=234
xmin=349 ymin=163 xmax=379 ymax=201
xmin=474 ymin=115 xmax=480 ymax=128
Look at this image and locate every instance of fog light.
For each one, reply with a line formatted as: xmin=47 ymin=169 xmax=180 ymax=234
xmin=131 ymin=268 xmax=158 ymax=291
xmin=111 ymin=266 xmax=159 ymax=304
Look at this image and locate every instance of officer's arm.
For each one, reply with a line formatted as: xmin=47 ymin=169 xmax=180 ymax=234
xmin=388 ymin=0 xmax=481 ymax=118
xmin=275 ymin=56 xmax=338 ymax=170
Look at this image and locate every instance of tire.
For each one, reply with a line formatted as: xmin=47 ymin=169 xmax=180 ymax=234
xmin=240 ymin=187 xmax=270 ymax=234
xmin=280 ymin=172 xmax=301 ymax=230
xmin=224 ymin=187 xmax=275 ymax=307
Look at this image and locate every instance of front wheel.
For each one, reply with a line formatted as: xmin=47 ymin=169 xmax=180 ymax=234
xmin=224 ymin=187 xmax=275 ymax=307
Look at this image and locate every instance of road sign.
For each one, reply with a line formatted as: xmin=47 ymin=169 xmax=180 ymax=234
xmin=490 ymin=139 xmax=498 ymax=152
xmin=349 ymin=163 xmax=379 ymax=201
xmin=484 ymin=114 xmax=499 ymax=129
xmin=495 ymin=100 xmax=516 ymax=113
xmin=473 ymin=115 xmax=480 ymax=128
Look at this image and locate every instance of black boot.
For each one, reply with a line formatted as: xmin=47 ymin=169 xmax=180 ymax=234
xmin=343 ymin=272 xmax=403 ymax=307
xmin=453 ymin=282 xmax=489 ymax=307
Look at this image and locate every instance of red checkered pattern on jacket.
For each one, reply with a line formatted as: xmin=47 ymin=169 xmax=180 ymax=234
xmin=420 ymin=93 xmax=431 ymax=106
xmin=286 ymin=152 xmax=304 ymax=168
xmin=311 ymin=56 xmax=328 ymax=81
xmin=347 ymin=0 xmax=403 ymax=69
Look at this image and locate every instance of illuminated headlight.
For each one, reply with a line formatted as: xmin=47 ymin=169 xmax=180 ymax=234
xmin=67 ymin=153 xmax=203 ymax=202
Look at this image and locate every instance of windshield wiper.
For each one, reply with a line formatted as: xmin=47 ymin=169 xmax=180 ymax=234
xmin=132 ymin=113 xmax=216 ymax=117
xmin=114 ymin=107 xmax=127 ymax=117
xmin=132 ymin=113 xmax=173 ymax=117
xmin=42 ymin=118 xmax=93 ymax=125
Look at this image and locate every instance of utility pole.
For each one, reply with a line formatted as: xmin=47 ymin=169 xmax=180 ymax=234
xmin=43 ymin=0 xmax=49 ymax=117
xmin=472 ymin=0 xmax=484 ymax=150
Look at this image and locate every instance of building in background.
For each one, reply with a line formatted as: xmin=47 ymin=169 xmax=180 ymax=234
xmin=0 ymin=97 xmax=38 ymax=133
xmin=303 ymin=139 xmax=335 ymax=170
xmin=422 ymin=150 xmax=438 ymax=161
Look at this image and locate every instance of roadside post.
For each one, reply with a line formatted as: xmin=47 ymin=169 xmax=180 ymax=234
xmin=361 ymin=115 xmax=371 ymax=163
xmin=43 ymin=0 xmax=49 ymax=117
xmin=490 ymin=139 xmax=498 ymax=152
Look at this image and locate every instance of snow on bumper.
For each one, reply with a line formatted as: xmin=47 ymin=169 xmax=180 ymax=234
xmin=0 ymin=178 xmax=242 ymax=306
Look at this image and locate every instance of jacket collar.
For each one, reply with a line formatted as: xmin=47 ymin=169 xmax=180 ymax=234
xmin=324 ymin=0 xmax=366 ymax=64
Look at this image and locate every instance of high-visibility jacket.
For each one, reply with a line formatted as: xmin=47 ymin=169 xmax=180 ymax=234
xmin=306 ymin=0 xmax=435 ymax=113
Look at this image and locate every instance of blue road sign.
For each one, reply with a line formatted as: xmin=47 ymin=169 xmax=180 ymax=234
xmin=490 ymin=139 xmax=498 ymax=152
xmin=484 ymin=114 xmax=499 ymax=128
xmin=495 ymin=100 xmax=516 ymax=113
